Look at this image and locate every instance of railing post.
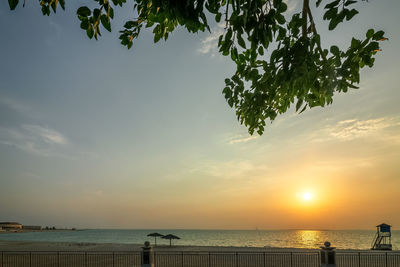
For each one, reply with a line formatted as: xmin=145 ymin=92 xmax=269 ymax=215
xmin=57 ymin=252 xmax=60 ymax=267
xmin=112 ymin=252 xmax=114 ymax=267
xmin=385 ymin=252 xmax=387 ymax=267
xmin=181 ymin=251 xmax=184 ymax=267
xmin=236 ymin=252 xmax=238 ymax=267
xmin=290 ymin=252 xmax=293 ymax=267
xmin=208 ymin=252 xmax=210 ymax=267
xmin=263 ymin=251 xmax=266 ymax=267
xmin=358 ymin=252 xmax=361 ymax=267
xmin=318 ymin=250 xmax=321 ymax=265
xmin=141 ymin=241 xmax=154 ymax=267
xmin=320 ymin=241 xmax=336 ymax=267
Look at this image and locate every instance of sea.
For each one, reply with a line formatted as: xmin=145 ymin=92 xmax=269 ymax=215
xmin=0 ymin=229 xmax=399 ymax=250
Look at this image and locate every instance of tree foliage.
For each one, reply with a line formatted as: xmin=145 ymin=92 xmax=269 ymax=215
xmin=8 ymin=0 xmax=387 ymax=135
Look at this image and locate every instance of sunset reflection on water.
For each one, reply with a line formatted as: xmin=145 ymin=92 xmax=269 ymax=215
xmin=295 ymin=230 xmax=322 ymax=248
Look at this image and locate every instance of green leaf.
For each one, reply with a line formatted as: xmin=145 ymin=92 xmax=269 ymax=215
xmin=215 ymin=13 xmax=222 ymax=23
xmin=328 ymin=16 xmax=342 ymax=30
xmin=325 ymin=0 xmax=340 ymax=9
xmin=127 ymin=39 xmax=133 ymax=49
xmin=86 ymin=25 xmax=94 ymax=39
xmin=77 ymin=6 xmax=91 ymax=17
xmin=8 ymin=0 xmax=19 ymax=10
xmin=41 ymin=5 xmax=50 ymax=16
xmin=80 ymin=19 xmax=89 ymax=30
xmin=218 ymin=35 xmax=223 ymax=47
xmin=225 ymin=29 xmax=233 ymax=41
xmin=278 ymin=2 xmax=287 ymax=13
xmin=366 ymin=29 xmax=374 ymax=39
xmin=323 ymin=8 xmax=337 ymax=20
xmin=59 ymin=0 xmax=66 ymax=10
xmin=109 ymin=7 xmax=114 ymax=19
xmin=154 ymin=33 xmax=161 ymax=43
xmin=330 ymin=45 xmax=340 ymax=56
xmin=276 ymin=14 xmax=285 ymax=25
xmin=124 ymin=21 xmax=137 ymax=29
xmin=93 ymin=8 xmax=101 ymax=20
xmin=237 ymin=35 xmax=246 ymax=49
xmin=373 ymin=30 xmax=385 ymax=40
xmin=344 ymin=0 xmax=357 ymax=6
xmin=51 ymin=1 xmax=57 ymax=13
xmin=101 ymin=14 xmax=111 ymax=32
xmin=299 ymin=104 xmax=308 ymax=114
xmin=345 ymin=9 xmax=358 ymax=21
xmin=258 ymin=46 xmax=264 ymax=56
xmin=296 ymin=98 xmax=303 ymax=112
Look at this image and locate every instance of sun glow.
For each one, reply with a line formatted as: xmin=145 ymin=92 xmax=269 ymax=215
xmin=302 ymin=192 xmax=313 ymax=201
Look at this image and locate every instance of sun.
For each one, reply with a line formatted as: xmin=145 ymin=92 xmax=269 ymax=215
xmin=302 ymin=192 xmax=313 ymax=201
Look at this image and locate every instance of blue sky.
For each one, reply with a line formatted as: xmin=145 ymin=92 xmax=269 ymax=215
xmin=0 ymin=0 xmax=399 ymax=229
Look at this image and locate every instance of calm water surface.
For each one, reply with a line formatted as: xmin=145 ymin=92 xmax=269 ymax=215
xmin=0 ymin=229 xmax=399 ymax=250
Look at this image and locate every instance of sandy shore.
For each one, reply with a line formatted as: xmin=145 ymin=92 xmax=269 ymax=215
xmin=1 ymin=240 xmax=390 ymax=252
xmin=0 ymin=240 xmax=324 ymax=252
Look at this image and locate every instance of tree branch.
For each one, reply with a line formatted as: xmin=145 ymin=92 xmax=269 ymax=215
xmin=305 ymin=1 xmax=327 ymax=62
xmin=302 ymin=0 xmax=309 ymax=37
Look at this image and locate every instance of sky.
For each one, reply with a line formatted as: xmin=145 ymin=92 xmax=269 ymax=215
xmin=0 ymin=0 xmax=399 ymax=230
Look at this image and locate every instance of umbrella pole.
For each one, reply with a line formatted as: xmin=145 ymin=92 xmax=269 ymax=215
xmin=170 ymin=239 xmax=172 ymax=247
xmin=154 ymin=237 xmax=157 ymax=246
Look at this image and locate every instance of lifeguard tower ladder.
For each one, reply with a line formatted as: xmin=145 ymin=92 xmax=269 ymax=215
xmin=371 ymin=223 xmax=392 ymax=250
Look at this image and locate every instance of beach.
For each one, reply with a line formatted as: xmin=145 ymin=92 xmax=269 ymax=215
xmin=0 ymin=240 xmax=317 ymax=252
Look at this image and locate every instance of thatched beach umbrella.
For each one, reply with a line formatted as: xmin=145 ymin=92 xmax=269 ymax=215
xmin=147 ymin=232 xmax=164 ymax=246
xmin=162 ymin=234 xmax=180 ymax=247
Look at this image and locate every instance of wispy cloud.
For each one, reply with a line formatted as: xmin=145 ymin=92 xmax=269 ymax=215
xmin=228 ymin=134 xmax=258 ymax=144
xmin=328 ymin=118 xmax=397 ymax=140
xmin=307 ymin=116 xmax=400 ymax=143
xmin=0 ymin=124 xmax=68 ymax=157
xmin=198 ymin=24 xmax=225 ymax=56
xmin=0 ymin=95 xmax=98 ymax=160
xmin=188 ymin=160 xmax=269 ymax=181
xmin=0 ymin=96 xmax=34 ymax=116
xmin=22 ymin=124 xmax=67 ymax=145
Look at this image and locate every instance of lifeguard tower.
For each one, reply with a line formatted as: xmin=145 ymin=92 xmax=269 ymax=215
xmin=371 ymin=223 xmax=392 ymax=250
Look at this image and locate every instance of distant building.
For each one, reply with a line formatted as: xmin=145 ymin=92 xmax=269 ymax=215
xmin=22 ymin=225 xmax=42 ymax=230
xmin=0 ymin=222 xmax=22 ymax=230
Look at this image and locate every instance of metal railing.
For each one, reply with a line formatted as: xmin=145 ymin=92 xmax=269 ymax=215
xmin=1 ymin=251 xmax=399 ymax=267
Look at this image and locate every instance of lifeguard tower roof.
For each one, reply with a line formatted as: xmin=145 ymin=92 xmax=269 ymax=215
xmin=377 ymin=223 xmax=391 ymax=228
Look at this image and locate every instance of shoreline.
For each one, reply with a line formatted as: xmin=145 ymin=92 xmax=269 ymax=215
xmin=0 ymin=229 xmax=76 ymax=234
xmin=0 ymin=240 xmax=397 ymax=252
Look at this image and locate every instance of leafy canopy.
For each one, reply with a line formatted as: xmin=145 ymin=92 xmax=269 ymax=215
xmin=8 ymin=0 xmax=386 ymax=135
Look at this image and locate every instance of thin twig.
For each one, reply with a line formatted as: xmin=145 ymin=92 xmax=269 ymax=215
xmin=225 ymin=1 xmax=229 ymax=29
